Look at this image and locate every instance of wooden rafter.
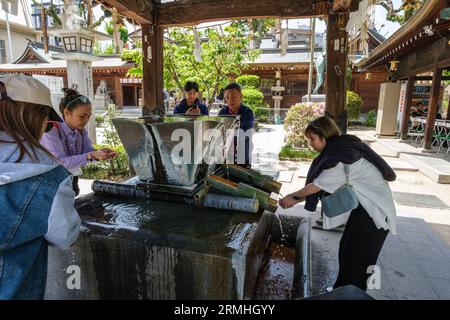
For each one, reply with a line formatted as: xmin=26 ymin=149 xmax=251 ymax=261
xmin=357 ymin=0 xmax=448 ymax=71
xmin=156 ymin=0 xmax=320 ymax=27
xmin=97 ymin=0 xmax=155 ymax=24
xmin=97 ymin=0 xmax=362 ymax=27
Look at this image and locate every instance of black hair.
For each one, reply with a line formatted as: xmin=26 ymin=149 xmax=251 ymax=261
xmin=59 ymin=88 xmax=90 ymax=116
xmin=224 ymin=83 xmax=242 ymax=94
xmin=184 ymin=81 xmax=199 ymax=92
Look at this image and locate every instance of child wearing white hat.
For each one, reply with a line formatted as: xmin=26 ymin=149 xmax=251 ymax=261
xmin=0 ymin=74 xmax=80 ymax=299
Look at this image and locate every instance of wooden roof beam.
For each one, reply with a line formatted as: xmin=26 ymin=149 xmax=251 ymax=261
xmin=97 ymin=0 xmax=154 ymax=24
xmin=156 ymin=0 xmax=322 ymax=27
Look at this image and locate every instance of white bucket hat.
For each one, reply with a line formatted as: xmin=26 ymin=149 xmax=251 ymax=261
xmin=0 ymin=74 xmax=62 ymax=123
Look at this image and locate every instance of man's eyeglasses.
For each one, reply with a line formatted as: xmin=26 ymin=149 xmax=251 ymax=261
xmin=66 ymin=95 xmax=91 ymax=108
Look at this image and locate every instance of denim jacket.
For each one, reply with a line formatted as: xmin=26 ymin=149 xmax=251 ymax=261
xmin=0 ymin=132 xmax=81 ymax=299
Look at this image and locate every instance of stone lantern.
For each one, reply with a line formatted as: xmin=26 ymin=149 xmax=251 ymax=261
xmin=271 ymin=71 xmax=285 ymax=124
xmin=48 ymin=0 xmax=103 ymax=143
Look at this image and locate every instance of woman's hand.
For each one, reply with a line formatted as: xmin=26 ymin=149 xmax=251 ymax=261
xmin=89 ymin=149 xmax=117 ymax=161
xmin=279 ymin=194 xmax=301 ymax=209
xmin=98 ymin=148 xmax=118 ymax=159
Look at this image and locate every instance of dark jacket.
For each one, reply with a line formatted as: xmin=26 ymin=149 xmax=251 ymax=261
xmin=173 ymin=98 xmax=209 ymax=116
xmin=218 ymin=104 xmax=254 ymax=131
xmin=305 ymin=134 xmax=396 ymax=211
xmin=219 ymin=104 xmax=255 ymax=165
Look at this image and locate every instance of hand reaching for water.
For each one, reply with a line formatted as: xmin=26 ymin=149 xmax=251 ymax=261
xmin=279 ymin=194 xmax=304 ymax=209
xmin=98 ymin=148 xmax=118 ymax=159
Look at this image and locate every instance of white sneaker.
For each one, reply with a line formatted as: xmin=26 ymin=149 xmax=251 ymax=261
xmin=325 ymin=286 xmax=334 ymax=293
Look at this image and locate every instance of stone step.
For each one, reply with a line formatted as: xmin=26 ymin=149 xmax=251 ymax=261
xmin=367 ymin=140 xmax=400 ymax=158
xmin=385 ymin=159 xmax=418 ymax=172
xmin=399 ymin=153 xmax=450 ymax=184
xmin=376 ymin=139 xmax=450 ymax=184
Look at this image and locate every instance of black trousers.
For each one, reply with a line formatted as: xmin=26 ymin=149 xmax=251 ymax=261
xmin=72 ymin=176 xmax=80 ymax=196
xmin=333 ymin=204 xmax=389 ymax=291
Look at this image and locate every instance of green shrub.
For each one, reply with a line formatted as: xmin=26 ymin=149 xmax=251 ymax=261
xmin=236 ymin=75 xmax=260 ymax=88
xmin=279 ymin=145 xmax=319 ymax=161
xmin=365 ymin=110 xmax=377 ymax=127
xmin=95 ymin=115 xmax=105 ymax=127
xmin=81 ymin=144 xmax=129 ymax=180
xmin=81 ymin=107 xmax=129 ymax=180
xmin=241 ymin=87 xmax=269 ymax=122
xmin=346 ymin=91 xmax=363 ymax=121
xmin=284 ymin=103 xmax=325 ymax=148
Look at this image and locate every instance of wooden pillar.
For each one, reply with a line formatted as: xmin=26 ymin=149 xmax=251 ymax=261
xmin=400 ymin=75 xmax=415 ymax=140
xmin=423 ymin=66 xmax=442 ymax=150
xmin=142 ymin=24 xmax=164 ymax=118
xmin=134 ymin=86 xmax=138 ymax=106
xmin=40 ymin=8 xmax=48 ymax=54
xmin=325 ymin=12 xmax=349 ymax=133
xmin=114 ymin=76 xmax=123 ymax=108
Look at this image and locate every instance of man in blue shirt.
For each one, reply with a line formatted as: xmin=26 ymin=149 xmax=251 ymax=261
xmin=219 ymin=83 xmax=255 ymax=167
xmin=173 ymin=81 xmax=209 ymax=116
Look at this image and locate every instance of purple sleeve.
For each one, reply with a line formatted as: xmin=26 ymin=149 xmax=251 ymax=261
xmin=41 ymin=127 xmax=89 ymax=170
xmin=81 ymin=129 xmax=95 ymax=153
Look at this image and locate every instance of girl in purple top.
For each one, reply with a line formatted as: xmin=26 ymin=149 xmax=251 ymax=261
xmin=41 ymin=88 xmax=117 ymax=195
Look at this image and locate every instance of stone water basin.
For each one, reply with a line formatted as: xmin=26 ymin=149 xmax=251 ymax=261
xmin=45 ymin=194 xmax=310 ymax=300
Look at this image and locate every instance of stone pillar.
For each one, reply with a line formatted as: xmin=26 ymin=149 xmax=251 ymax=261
xmin=65 ymin=58 xmax=97 ymax=144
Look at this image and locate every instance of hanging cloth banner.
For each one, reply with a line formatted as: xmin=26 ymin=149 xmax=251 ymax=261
xmin=193 ymin=27 xmax=202 ymax=62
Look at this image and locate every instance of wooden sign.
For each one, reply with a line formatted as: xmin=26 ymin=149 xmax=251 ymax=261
xmin=332 ymin=0 xmax=352 ymax=13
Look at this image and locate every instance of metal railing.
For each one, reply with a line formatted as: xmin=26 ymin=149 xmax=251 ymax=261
xmin=408 ymin=117 xmax=450 ymax=157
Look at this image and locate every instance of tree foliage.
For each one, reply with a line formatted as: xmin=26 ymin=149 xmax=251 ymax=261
xmin=236 ymin=74 xmax=269 ymax=122
xmin=233 ymin=19 xmax=276 ymax=49
xmin=236 ymin=75 xmax=260 ymax=88
xmin=346 ymin=91 xmax=363 ymax=121
xmin=163 ymin=23 xmax=261 ymax=106
xmin=122 ymin=22 xmax=261 ymax=107
xmin=105 ymin=20 xmax=129 ymax=43
xmin=379 ymin=0 xmax=424 ymax=25
xmin=121 ymin=48 xmax=143 ymax=77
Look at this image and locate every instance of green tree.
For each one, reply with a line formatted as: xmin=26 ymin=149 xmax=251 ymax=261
xmin=93 ymin=43 xmax=115 ymax=55
xmin=236 ymin=75 xmax=269 ymax=122
xmin=164 ymin=23 xmax=261 ymax=106
xmin=379 ymin=0 xmax=424 ymax=25
xmin=346 ymin=90 xmax=363 ymax=121
xmin=122 ymin=23 xmax=261 ymax=107
xmin=233 ymin=19 xmax=276 ymax=49
xmin=121 ymin=48 xmax=143 ymax=77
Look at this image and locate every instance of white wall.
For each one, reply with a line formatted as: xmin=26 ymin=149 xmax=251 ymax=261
xmin=0 ymin=0 xmax=33 ymax=63
xmin=0 ymin=27 xmax=34 ymax=63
